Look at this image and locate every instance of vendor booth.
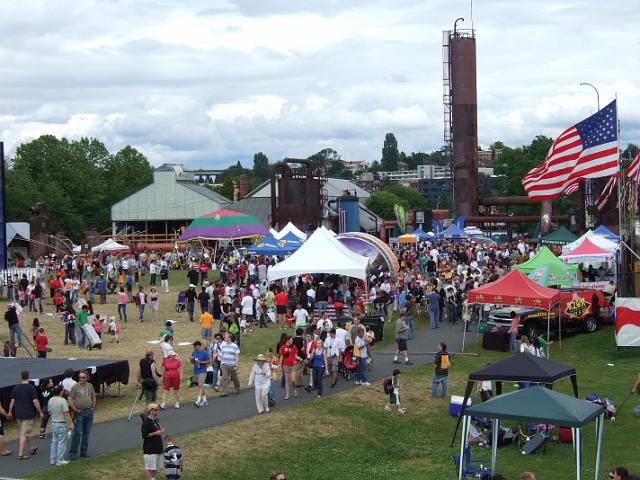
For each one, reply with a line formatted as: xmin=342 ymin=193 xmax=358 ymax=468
xmin=540 ymin=225 xmax=578 ymax=246
xmin=460 ymin=387 xmax=604 ymax=480
xmin=559 ymin=238 xmax=615 ymax=264
xmin=91 ymin=238 xmax=129 ymax=252
xmin=178 ymin=209 xmax=269 ymax=242
xmin=515 ymin=246 xmax=579 ymax=287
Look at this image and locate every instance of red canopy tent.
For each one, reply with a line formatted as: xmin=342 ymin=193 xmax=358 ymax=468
xmin=468 ymin=269 xmax=560 ymax=312
xmin=559 ymin=237 xmax=614 ymax=264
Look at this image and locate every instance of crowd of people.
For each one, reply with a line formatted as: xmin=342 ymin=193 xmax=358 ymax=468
xmin=0 ymin=236 xmax=634 ymax=479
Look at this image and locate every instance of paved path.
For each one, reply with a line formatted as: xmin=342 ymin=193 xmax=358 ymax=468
xmin=1 ymin=321 xmax=469 ymax=478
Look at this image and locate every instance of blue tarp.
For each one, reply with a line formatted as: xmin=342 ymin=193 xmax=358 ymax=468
xmin=279 ymin=232 xmax=304 ymax=251
xmin=436 ymin=223 xmax=469 ymax=240
xmin=412 ymin=227 xmax=432 ymax=241
xmin=245 ymin=235 xmax=289 ymax=256
xmin=593 ymin=225 xmax=620 ymax=242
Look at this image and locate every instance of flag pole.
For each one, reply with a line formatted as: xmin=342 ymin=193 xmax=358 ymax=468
xmin=615 ymin=93 xmax=625 ymax=296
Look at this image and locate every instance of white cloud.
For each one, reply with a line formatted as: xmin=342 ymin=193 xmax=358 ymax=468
xmin=0 ymin=0 xmax=638 ymax=167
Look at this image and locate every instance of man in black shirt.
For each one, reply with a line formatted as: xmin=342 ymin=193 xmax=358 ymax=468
xmin=184 ymin=285 xmax=197 ymax=322
xmin=141 ymin=403 xmax=164 ymax=480
xmin=8 ymin=370 xmax=43 ymax=459
xmin=5 ymin=304 xmax=23 ymax=347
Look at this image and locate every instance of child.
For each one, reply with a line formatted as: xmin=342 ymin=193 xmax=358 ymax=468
xmin=108 ymin=317 xmax=120 ymax=343
xmin=384 ymin=369 xmax=406 ymax=414
xmin=163 ymin=434 xmax=183 ymax=479
xmin=93 ymin=314 xmax=103 ymax=339
xmin=35 ymin=328 xmax=48 ymax=358
xmin=3 ymin=341 xmax=17 ymax=357
xmin=53 ymin=288 xmax=64 ymax=312
xmin=31 ymin=318 xmax=40 ymax=342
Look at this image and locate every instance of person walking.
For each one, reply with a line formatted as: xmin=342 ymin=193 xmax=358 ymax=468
xmin=219 ymin=333 xmax=241 ymax=397
xmin=190 ymin=341 xmax=210 ymax=407
xmin=67 ymin=369 xmax=96 ymax=460
xmin=76 ymin=305 xmax=89 ymax=350
xmin=384 ymin=369 xmax=406 ymax=414
xmin=47 ymin=385 xmax=73 ymax=466
xmin=309 ymin=338 xmax=329 ymax=398
xmin=7 ymin=370 xmax=44 ymax=459
xmin=248 ymin=354 xmax=271 ymax=413
xmin=137 ymin=287 xmax=148 ymax=322
xmin=427 ymin=289 xmax=440 ymax=329
xmin=432 ymin=342 xmax=450 ymax=398
xmin=354 ymin=328 xmax=371 ymax=386
xmin=160 ymin=265 xmax=170 ymax=293
xmin=279 ymin=335 xmax=302 ymax=400
xmin=142 ymin=403 xmax=165 ymax=480
xmin=393 ymin=314 xmax=413 ymax=365
xmin=138 ymin=350 xmax=162 ymax=403
xmin=324 ymin=328 xmax=345 ymax=388
xmin=185 ymin=285 xmax=197 ymax=322
xmin=161 ymin=350 xmax=182 ymax=409
xmin=149 ymin=288 xmax=160 ymax=322
xmin=5 ymin=303 xmax=24 ymax=348
xmin=118 ymin=287 xmax=128 ymax=323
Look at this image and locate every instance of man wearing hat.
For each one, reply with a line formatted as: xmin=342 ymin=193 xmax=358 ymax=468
xmin=248 ymin=354 xmax=271 ymax=414
xmin=141 ymin=403 xmax=164 ymax=480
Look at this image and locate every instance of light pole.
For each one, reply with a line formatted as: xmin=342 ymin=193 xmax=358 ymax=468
xmin=579 ymin=82 xmax=600 ymax=111
xmin=579 ymin=82 xmax=600 ymax=229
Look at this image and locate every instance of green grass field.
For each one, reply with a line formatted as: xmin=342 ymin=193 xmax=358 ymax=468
xmin=26 ymin=324 xmax=640 ymax=480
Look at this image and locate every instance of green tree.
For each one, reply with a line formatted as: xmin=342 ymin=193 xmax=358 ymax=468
xmin=381 ymin=133 xmax=399 ymax=171
xmin=364 ymin=191 xmax=406 ymax=220
xmin=308 ymin=148 xmax=341 ymax=171
xmin=384 ymin=185 xmax=428 ymax=211
xmin=252 ymin=152 xmax=270 ymax=181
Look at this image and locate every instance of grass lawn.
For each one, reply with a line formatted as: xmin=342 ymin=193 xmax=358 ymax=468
xmin=26 ymin=324 xmax=640 ymax=480
xmin=1 ymin=272 xmax=409 ymax=442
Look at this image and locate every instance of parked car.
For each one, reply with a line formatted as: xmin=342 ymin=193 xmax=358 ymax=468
xmin=487 ymin=289 xmax=609 ymax=340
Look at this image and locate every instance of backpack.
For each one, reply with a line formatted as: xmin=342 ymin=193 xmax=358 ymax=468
xmin=440 ymin=354 xmax=451 ymax=370
xmin=383 ymin=377 xmax=394 ymax=394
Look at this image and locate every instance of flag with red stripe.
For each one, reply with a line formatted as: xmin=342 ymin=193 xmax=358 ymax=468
xmin=523 ymin=100 xmax=619 ymax=201
xmin=594 ymin=176 xmax=617 ymax=211
xmin=626 ymin=151 xmax=640 ymax=184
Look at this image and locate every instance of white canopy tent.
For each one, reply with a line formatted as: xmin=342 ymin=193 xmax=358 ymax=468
xmin=91 ymin=238 xmax=129 ymax=252
xmin=561 ymin=230 xmax=618 ymax=254
xmin=267 ymin=226 xmax=369 ymax=281
xmin=273 ymin=222 xmax=307 ymax=241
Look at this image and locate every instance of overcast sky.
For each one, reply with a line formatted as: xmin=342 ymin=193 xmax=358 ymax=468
xmin=1 ymin=0 xmax=638 ymax=168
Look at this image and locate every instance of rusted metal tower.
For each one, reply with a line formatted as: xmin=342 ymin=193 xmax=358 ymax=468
xmin=443 ymin=18 xmax=479 ymax=218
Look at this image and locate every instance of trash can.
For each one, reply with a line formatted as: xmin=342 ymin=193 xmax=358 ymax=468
xmin=361 ymin=315 xmax=385 ymax=341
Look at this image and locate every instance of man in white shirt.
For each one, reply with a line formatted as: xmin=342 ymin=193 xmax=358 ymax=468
xmin=241 ymin=293 xmax=255 ymax=324
xmin=292 ymin=303 xmax=309 ymax=328
xmin=324 ymin=328 xmax=346 ymax=387
xmin=335 ymin=322 xmax=349 ymax=346
xmin=430 ymin=247 xmax=439 ymax=263
xmin=380 ymin=280 xmax=391 ymax=294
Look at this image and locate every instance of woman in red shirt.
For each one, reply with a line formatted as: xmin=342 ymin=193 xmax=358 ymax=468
xmin=278 ymin=336 xmax=302 ymax=400
xmin=161 ymin=350 xmax=182 ymax=409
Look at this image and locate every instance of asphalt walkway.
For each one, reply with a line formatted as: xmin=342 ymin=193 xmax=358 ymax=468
xmin=1 ymin=320 xmax=468 ymax=478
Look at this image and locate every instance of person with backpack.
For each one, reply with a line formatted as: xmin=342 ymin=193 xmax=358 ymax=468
xmin=384 ymin=369 xmax=406 ymax=414
xmin=432 ymin=342 xmax=450 ymax=398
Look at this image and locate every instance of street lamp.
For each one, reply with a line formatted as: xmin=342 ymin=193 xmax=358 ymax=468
xmin=579 ymin=82 xmax=600 ymax=229
xmin=579 ymin=82 xmax=600 ymax=111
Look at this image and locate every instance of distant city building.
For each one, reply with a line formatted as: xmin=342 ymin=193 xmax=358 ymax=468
xmin=477 ymin=148 xmax=503 ymax=168
xmin=341 ymin=160 xmax=368 ymax=173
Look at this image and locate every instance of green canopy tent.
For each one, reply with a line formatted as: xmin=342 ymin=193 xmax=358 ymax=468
xmin=515 ymin=246 xmax=580 ymax=287
xmin=540 ymin=225 xmax=579 ymax=246
xmin=459 ymin=386 xmax=605 ymax=480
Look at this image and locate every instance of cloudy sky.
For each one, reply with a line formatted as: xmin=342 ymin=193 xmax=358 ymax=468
xmin=1 ymin=0 xmax=638 ymax=168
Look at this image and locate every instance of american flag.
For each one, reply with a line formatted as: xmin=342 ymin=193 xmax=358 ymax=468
xmin=523 ymin=100 xmax=619 ymax=201
xmin=626 ymin=150 xmax=640 ymax=184
xmin=594 ymin=176 xmax=617 ymax=211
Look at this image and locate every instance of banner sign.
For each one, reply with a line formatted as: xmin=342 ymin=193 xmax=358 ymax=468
xmin=615 ymin=298 xmax=640 ymax=347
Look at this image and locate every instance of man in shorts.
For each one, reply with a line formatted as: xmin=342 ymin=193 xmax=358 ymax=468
xmin=141 ymin=403 xmax=164 ymax=480
xmin=8 ymin=370 xmax=44 ymax=459
xmin=199 ymin=310 xmax=213 ymax=347
xmin=274 ymin=288 xmax=288 ymax=328
xmin=393 ymin=314 xmax=413 ymax=365
xmin=324 ymin=328 xmax=346 ymax=388
xmin=190 ymin=341 xmax=210 ymax=407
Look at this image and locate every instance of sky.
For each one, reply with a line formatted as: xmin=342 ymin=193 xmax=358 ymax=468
xmin=1 ymin=0 xmax=638 ymax=169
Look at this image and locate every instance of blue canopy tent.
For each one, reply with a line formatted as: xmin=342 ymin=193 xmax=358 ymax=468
xmin=593 ymin=225 xmax=620 ymax=242
xmin=437 ymin=223 xmax=469 ymax=242
xmin=279 ymin=232 xmax=304 ymax=252
xmin=245 ymin=235 xmax=289 ymax=256
xmin=412 ymin=227 xmax=432 ymax=241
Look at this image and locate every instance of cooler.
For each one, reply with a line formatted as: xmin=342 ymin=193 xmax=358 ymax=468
xmin=449 ymin=395 xmax=472 ymax=417
xmin=559 ymin=427 xmax=573 ymax=443
xmin=482 ymin=327 xmax=509 ymax=351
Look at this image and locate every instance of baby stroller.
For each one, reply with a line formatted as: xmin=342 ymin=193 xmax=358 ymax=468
xmin=339 ymin=345 xmax=359 ymax=381
xmin=175 ymin=291 xmax=186 ymax=312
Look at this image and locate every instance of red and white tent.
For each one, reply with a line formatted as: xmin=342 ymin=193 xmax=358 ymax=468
xmin=559 ymin=237 xmax=614 ymax=264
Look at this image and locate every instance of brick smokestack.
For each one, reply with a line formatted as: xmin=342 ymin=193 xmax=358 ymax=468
xmin=239 ymin=174 xmax=249 ymax=199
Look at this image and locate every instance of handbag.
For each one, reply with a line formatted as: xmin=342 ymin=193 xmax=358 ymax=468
xmin=353 ymin=344 xmax=361 ymax=358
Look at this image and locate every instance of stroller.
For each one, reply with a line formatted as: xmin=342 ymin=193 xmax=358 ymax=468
xmin=339 ymin=345 xmax=359 ymax=381
xmin=175 ymin=291 xmax=186 ymax=312
xmin=586 ymin=393 xmax=616 ymax=418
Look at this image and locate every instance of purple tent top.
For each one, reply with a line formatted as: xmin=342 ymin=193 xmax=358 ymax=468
xmin=178 ymin=209 xmax=269 ymax=241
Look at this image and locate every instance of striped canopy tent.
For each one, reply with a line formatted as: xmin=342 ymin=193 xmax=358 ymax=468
xmin=178 ymin=209 xmax=269 ymax=242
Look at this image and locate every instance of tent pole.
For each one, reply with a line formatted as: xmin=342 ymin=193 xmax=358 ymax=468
xmin=595 ymin=413 xmax=603 ymax=480
xmin=451 ymin=381 xmax=475 ymax=447
xmin=490 ymin=418 xmax=499 ymax=476
xmin=458 ymin=415 xmax=469 ymax=480
xmin=572 ymin=427 xmax=576 ymax=455
xmin=547 ymin=310 xmax=551 ymax=358
xmin=461 ymin=317 xmax=467 ymax=352
xmin=576 ymin=427 xmax=582 ymax=480
xmin=558 ymin=302 xmax=562 ymax=349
